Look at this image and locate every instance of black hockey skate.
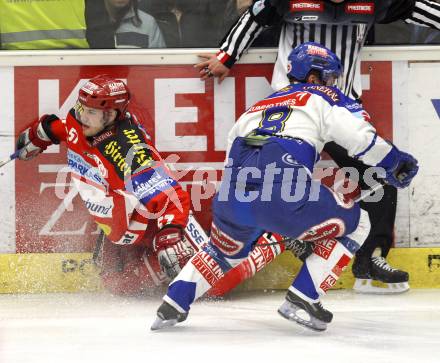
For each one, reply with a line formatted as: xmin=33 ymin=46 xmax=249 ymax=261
xmin=150 ymin=301 xmax=188 ymax=331
xmin=284 ymin=238 xmax=314 ymax=262
xmin=353 ymin=256 xmax=410 ymax=294
xmin=278 ymin=290 xmax=333 ymax=331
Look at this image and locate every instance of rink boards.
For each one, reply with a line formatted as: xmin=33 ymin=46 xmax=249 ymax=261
xmin=1 ymin=248 xmax=439 ymax=293
xmin=1 ymin=49 xmax=440 ymax=294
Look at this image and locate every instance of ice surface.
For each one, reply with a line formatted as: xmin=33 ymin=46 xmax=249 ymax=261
xmin=1 ymin=290 xmax=439 ymax=363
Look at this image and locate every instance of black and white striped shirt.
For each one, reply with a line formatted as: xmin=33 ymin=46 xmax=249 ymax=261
xmin=217 ymin=0 xmax=440 ymax=99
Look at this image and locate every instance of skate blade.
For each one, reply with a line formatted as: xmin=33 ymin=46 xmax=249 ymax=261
xmin=150 ymin=316 xmax=179 ymax=331
xmin=353 ymin=279 xmax=410 ymax=294
xmin=278 ymin=301 xmax=327 ymax=332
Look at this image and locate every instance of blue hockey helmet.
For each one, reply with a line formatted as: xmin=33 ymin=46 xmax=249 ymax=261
xmin=287 ymin=42 xmax=343 ymax=87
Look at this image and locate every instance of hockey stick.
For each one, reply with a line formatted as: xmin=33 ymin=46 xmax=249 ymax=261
xmin=0 ymin=150 xmax=20 ymax=169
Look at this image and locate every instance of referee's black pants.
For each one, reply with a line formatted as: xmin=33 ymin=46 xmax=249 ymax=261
xmin=323 ymin=142 xmax=397 ymax=263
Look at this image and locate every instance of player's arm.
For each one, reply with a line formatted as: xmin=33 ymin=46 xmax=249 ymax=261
xmin=195 ymin=0 xmax=281 ymax=82
xmin=381 ymin=0 xmax=440 ymax=31
xmin=322 ymin=96 xmax=419 ymax=188
xmin=126 ymin=130 xmax=193 ymax=279
xmin=16 ymin=114 xmax=68 ymax=160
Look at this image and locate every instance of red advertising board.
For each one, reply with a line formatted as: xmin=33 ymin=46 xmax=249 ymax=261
xmin=13 ymin=62 xmax=392 ymax=253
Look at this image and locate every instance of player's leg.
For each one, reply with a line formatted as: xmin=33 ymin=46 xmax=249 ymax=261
xmin=280 ymin=209 xmax=370 ymax=331
xmin=151 ymin=216 xmax=264 ymax=330
xmin=259 ymin=181 xmax=370 ymax=331
xmin=98 ymin=236 xmax=168 ymax=295
xmin=323 ymin=142 xmax=409 ymax=293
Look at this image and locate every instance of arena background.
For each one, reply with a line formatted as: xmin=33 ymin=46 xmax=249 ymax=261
xmin=1 ymin=47 xmax=439 ymax=292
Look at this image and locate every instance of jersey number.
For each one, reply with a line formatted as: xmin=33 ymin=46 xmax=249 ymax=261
xmin=259 ymin=106 xmax=292 ymax=133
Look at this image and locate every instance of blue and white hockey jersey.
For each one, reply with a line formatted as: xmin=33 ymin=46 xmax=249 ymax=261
xmin=227 ymin=83 xmax=392 ymax=171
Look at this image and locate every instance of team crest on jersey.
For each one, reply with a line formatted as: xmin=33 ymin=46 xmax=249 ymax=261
xmin=345 ymin=3 xmax=374 ymax=14
xmin=290 ymin=1 xmax=324 ymax=12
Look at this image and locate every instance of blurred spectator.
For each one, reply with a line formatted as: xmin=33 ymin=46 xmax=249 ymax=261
xmin=220 ymin=0 xmax=279 ymax=47
xmin=86 ymin=0 xmax=166 ymax=48
xmin=0 ymin=0 xmax=88 ymax=50
xmin=222 ymin=0 xmax=253 ymax=33
xmin=139 ymin=0 xmax=221 ymax=47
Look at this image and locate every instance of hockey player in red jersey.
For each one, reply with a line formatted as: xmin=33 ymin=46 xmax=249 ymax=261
xmin=15 ymin=74 xmax=295 ymax=296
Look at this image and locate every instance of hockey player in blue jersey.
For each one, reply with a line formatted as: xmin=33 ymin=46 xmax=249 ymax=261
xmin=150 ymin=42 xmax=419 ymax=332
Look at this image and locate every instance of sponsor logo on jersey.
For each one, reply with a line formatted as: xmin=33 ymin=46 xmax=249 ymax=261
xmin=320 ymin=274 xmax=337 ymax=293
xmin=114 ymin=231 xmax=139 ymax=245
xmin=248 ymin=91 xmax=312 ymax=113
xmin=304 ymin=85 xmax=340 ymax=102
xmin=210 ymin=223 xmax=244 ymax=256
xmin=301 ymin=15 xmax=319 ymax=21
xmin=123 ymin=128 xmax=154 ymax=168
xmin=91 ymin=130 xmax=114 ymax=147
xmin=299 ymin=219 xmax=345 ymax=243
xmin=344 ymin=102 xmax=363 ymax=111
xmin=131 ymin=166 xmax=176 ymax=202
xmin=191 ymin=251 xmax=224 ymax=286
xmin=67 ymin=149 xmax=105 ymax=185
xmin=332 ymin=254 xmax=351 ymax=277
xmin=103 ymin=140 xmax=131 ymax=176
xmin=290 ymin=1 xmax=324 ymax=12
xmin=185 ymin=221 xmax=207 ymax=247
xmin=84 ymin=152 xmax=109 ymax=179
xmin=345 ymin=3 xmax=374 ymax=14
xmin=313 ymin=238 xmax=338 ymax=260
xmin=249 ymin=244 xmax=277 ymax=273
xmin=84 ymin=198 xmax=113 ymax=217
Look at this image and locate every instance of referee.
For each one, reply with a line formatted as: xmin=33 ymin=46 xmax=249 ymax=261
xmin=196 ymin=0 xmax=440 ymax=293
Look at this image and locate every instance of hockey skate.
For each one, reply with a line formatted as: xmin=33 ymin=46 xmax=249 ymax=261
xmin=278 ymin=290 xmax=333 ymax=331
xmin=352 ymin=256 xmax=410 ymax=294
xmin=151 ymin=301 xmax=188 ymax=331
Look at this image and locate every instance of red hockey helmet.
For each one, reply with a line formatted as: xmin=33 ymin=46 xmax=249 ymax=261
xmin=78 ymin=75 xmax=130 ymax=119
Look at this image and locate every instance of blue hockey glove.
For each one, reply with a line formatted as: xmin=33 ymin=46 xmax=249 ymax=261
xmin=378 ymin=145 xmax=419 ymax=188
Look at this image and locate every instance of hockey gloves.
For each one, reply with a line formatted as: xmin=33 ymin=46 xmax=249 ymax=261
xmin=153 ymin=226 xmax=195 ymax=280
xmin=16 ymin=115 xmax=57 ymax=160
xmin=378 ymin=144 xmax=419 ymax=188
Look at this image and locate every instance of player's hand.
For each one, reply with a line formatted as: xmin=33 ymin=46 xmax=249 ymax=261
xmin=153 ymin=226 xmax=195 ymax=280
xmin=195 ymin=53 xmax=230 ymax=83
xmin=16 ymin=115 xmax=54 ymax=160
xmin=386 ymin=152 xmax=419 ymax=189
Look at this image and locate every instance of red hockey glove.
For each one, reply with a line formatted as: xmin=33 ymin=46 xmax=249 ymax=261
xmin=153 ymin=226 xmax=195 ymax=280
xmin=16 ymin=115 xmax=56 ymax=160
